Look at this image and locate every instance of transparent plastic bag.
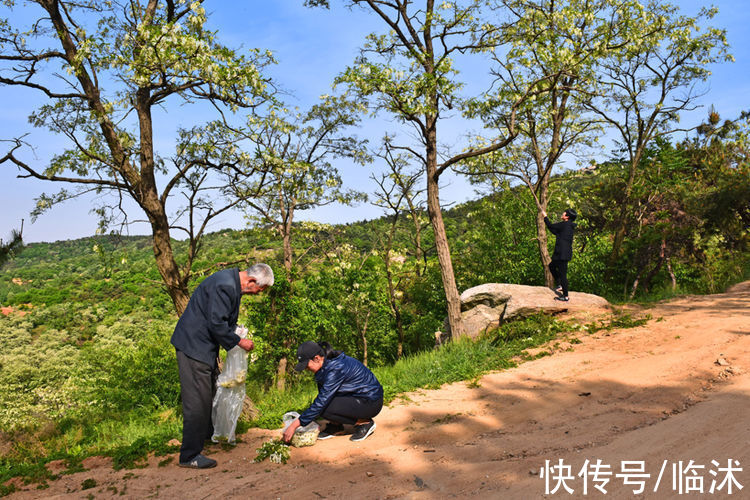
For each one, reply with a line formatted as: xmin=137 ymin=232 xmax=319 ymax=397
xmin=282 ymin=411 xmax=320 ymax=447
xmin=211 ymin=325 xmax=249 ymax=444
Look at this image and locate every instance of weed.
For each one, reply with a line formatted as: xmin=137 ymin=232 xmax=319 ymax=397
xmin=432 ymin=413 xmax=462 ymax=424
xmin=585 ymin=311 xmax=651 ymax=334
xmin=109 ymin=433 xmax=178 ymax=470
xmin=62 ymin=457 xmax=85 ymax=475
xmin=466 ymin=377 xmax=482 ymax=388
xmin=81 ymin=478 xmax=97 ymax=490
xmin=0 ymin=484 xmax=17 ymax=497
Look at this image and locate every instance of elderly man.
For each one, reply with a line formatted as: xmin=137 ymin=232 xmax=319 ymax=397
xmin=171 ymin=263 xmax=274 ymax=469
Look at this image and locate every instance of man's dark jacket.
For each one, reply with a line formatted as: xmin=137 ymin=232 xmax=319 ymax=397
xmin=170 ymin=268 xmax=242 ymax=367
xmin=544 ymin=217 xmax=576 ymax=261
xmin=299 ymin=353 xmax=384 ymax=426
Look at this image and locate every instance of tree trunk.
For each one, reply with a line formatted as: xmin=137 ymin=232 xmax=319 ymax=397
xmin=641 ymin=239 xmax=667 ymax=293
xmin=535 ymin=210 xmax=554 ymax=287
xmin=610 ymin=150 xmax=644 ymax=264
xmin=629 ymin=270 xmax=642 ymax=299
xmin=359 ymin=310 xmax=371 ymax=367
xmin=281 ymin=194 xmax=295 ymax=277
xmin=276 ymin=357 xmax=287 ymax=391
xmin=667 ymin=258 xmax=677 ymax=291
xmin=282 ymin=228 xmax=293 ymax=277
xmin=384 ymin=230 xmax=406 ymax=360
xmin=142 ymin=192 xmax=190 ymax=315
xmin=425 ymin=126 xmax=464 ymax=340
xmin=407 ymin=200 xmax=426 ymax=277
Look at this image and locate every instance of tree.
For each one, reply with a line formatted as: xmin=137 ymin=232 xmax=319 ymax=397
xmin=682 ymin=109 xmax=750 ymax=251
xmin=0 ymin=0 xmax=274 ymax=314
xmin=0 ymin=220 xmax=24 ymax=267
xmin=306 ymin=0 xmax=525 ymax=339
xmin=459 ymin=0 xmax=620 ymax=286
xmin=584 ymin=2 xmax=731 ymax=264
xmin=238 ymin=96 xmax=369 ymax=278
xmin=371 ymin=136 xmax=426 ymax=358
xmin=233 ymin=96 xmax=368 ymax=390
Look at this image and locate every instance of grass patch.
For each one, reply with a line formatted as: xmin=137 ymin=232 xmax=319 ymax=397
xmin=0 ymin=411 xmax=181 ymax=495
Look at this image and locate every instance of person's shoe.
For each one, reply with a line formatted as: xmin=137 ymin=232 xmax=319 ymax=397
xmin=178 ymin=454 xmax=217 ymax=469
xmin=554 ymin=295 xmax=569 ymax=302
xmin=350 ymin=421 xmax=376 ymax=442
xmin=555 ymin=286 xmax=563 ymax=293
xmin=318 ymin=422 xmax=345 ymax=440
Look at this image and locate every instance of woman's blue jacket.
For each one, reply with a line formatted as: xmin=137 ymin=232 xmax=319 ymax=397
xmin=299 ymin=353 xmax=383 ymax=426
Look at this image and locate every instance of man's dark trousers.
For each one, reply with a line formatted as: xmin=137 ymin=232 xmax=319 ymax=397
xmin=176 ymin=350 xmax=218 ymax=463
xmin=549 ymin=259 xmax=569 ymax=296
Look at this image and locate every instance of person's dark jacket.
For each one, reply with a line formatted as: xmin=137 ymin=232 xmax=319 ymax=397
xmin=298 ymin=352 xmax=384 ymax=426
xmin=170 ymin=268 xmax=242 ymax=367
xmin=544 ymin=217 xmax=576 ymax=261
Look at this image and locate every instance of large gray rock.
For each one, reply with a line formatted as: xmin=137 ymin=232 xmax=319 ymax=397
xmin=440 ymin=283 xmax=611 ymax=342
xmin=493 ymin=283 xmax=610 ymax=319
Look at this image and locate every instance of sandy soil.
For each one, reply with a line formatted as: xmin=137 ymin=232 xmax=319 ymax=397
xmin=6 ymin=281 xmax=750 ymax=499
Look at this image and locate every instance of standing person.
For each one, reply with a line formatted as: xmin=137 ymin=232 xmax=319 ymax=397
xmin=283 ymin=341 xmax=384 ymax=444
xmin=171 ymin=263 xmax=274 ymax=469
xmin=543 ymin=208 xmax=577 ymax=302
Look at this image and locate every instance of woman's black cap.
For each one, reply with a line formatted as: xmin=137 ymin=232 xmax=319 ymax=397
xmin=294 ymin=341 xmax=324 ymax=371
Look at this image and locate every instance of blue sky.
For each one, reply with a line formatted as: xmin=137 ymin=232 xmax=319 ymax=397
xmin=1 ymin=1 xmax=748 ymax=243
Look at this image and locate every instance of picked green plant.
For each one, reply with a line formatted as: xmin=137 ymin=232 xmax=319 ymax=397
xmin=254 ymin=439 xmax=290 ymax=464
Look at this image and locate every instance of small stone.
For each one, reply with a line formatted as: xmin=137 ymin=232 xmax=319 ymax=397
xmin=716 ymin=357 xmax=730 ymax=366
xmin=366 ymin=471 xmax=374 ymax=477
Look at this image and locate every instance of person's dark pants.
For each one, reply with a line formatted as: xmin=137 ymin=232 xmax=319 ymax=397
xmin=321 ymin=396 xmax=383 ymax=426
xmin=548 ymin=259 xmax=570 ymax=296
xmin=176 ymin=350 xmax=218 ymax=463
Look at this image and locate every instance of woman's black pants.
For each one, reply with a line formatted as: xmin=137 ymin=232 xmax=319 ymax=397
xmin=321 ymin=396 xmax=383 ymax=425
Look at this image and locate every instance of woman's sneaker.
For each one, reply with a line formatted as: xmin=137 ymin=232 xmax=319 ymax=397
xmin=350 ymin=421 xmax=376 ymax=442
xmin=554 ymin=295 xmax=569 ymax=302
xmin=318 ymin=422 xmax=345 ymax=440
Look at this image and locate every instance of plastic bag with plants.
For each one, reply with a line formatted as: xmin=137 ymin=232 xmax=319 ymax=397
xmin=282 ymin=411 xmax=320 ymax=447
xmin=211 ymin=325 xmax=251 ymax=444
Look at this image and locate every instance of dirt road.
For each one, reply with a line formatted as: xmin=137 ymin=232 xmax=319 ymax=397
xmin=8 ymin=282 xmax=750 ymax=499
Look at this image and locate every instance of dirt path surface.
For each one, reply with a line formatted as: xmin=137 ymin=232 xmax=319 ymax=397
xmin=7 ymin=282 xmax=750 ymax=499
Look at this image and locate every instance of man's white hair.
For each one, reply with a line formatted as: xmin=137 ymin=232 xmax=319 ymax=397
xmin=247 ymin=263 xmax=275 ymax=287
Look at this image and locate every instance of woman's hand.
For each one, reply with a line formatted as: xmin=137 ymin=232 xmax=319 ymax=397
xmin=282 ymin=418 xmax=301 ymax=443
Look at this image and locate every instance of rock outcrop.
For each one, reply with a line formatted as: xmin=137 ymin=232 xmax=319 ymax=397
xmin=440 ymin=283 xmax=611 ymax=342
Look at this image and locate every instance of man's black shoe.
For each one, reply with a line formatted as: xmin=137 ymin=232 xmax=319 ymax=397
xmin=178 ymin=454 xmax=217 ymax=469
xmin=350 ymin=421 xmax=376 ymax=442
xmin=318 ymin=422 xmax=345 ymax=440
